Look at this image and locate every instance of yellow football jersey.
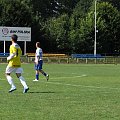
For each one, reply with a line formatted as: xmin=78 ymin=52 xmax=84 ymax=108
xmin=8 ymin=43 xmax=22 ymax=67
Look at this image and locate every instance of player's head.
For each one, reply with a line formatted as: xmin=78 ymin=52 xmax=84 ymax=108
xmin=11 ymin=34 xmax=18 ymax=43
xmin=36 ymin=42 xmax=40 ymax=48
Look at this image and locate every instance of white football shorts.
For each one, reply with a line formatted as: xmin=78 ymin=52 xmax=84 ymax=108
xmin=5 ymin=66 xmax=23 ymax=74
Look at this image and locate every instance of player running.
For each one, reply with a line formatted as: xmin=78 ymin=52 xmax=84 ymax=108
xmin=5 ymin=34 xmax=29 ymax=93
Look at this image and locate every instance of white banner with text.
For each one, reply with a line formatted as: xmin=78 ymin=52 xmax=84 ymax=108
xmin=0 ymin=27 xmax=31 ymax=41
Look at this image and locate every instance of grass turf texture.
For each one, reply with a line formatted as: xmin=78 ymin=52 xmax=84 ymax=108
xmin=0 ymin=63 xmax=120 ymax=120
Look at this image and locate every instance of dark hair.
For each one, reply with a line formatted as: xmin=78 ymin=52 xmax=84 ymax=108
xmin=36 ymin=42 xmax=40 ymax=47
xmin=11 ymin=34 xmax=18 ymax=42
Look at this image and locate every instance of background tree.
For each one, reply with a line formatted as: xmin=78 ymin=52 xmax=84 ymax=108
xmin=96 ymin=2 xmax=120 ymax=54
xmin=21 ymin=0 xmax=80 ymax=19
xmin=45 ymin=14 xmax=70 ymax=53
xmin=0 ymin=0 xmax=40 ymax=53
xmin=79 ymin=1 xmax=120 ymax=54
xmin=68 ymin=0 xmax=94 ymax=53
xmin=101 ymin=0 xmax=120 ymax=11
xmin=0 ymin=0 xmax=33 ymax=27
xmin=1 ymin=0 xmax=120 ymax=54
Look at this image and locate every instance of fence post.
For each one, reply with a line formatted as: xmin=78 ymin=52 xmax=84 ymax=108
xmin=67 ymin=56 xmax=69 ymax=64
xmin=85 ymin=58 xmax=88 ymax=64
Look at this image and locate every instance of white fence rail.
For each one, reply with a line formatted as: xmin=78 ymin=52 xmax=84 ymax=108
xmin=0 ymin=56 xmax=119 ymax=64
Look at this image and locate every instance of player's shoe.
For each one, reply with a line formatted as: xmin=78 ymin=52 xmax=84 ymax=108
xmin=23 ymin=88 xmax=29 ymax=93
xmin=9 ymin=87 xmax=16 ymax=93
xmin=33 ymin=79 xmax=39 ymax=81
xmin=46 ymin=74 xmax=49 ymax=81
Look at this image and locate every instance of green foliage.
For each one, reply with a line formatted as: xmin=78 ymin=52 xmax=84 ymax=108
xmin=46 ymin=14 xmax=71 ymax=53
xmin=67 ymin=0 xmax=94 ymax=53
xmin=68 ymin=1 xmax=120 ymax=54
xmin=0 ymin=0 xmax=120 ymax=54
xmin=0 ymin=0 xmax=44 ymax=52
xmin=0 ymin=0 xmax=33 ymax=27
xmin=101 ymin=0 xmax=120 ymax=11
xmin=20 ymin=0 xmax=79 ymax=19
xmin=95 ymin=2 xmax=120 ymax=53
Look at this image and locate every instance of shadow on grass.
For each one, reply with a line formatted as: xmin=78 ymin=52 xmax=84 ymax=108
xmin=29 ymin=91 xmax=55 ymax=94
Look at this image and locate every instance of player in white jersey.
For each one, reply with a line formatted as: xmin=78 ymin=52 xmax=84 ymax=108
xmin=5 ymin=34 xmax=29 ymax=93
xmin=33 ymin=42 xmax=49 ymax=81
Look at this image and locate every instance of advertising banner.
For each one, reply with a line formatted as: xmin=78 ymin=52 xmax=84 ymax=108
xmin=0 ymin=27 xmax=31 ymax=41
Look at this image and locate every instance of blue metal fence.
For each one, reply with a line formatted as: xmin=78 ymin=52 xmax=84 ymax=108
xmin=71 ymin=54 xmax=103 ymax=58
xmin=0 ymin=53 xmax=9 ymax=57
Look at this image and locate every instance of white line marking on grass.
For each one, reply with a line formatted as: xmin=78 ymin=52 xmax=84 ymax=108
xmin=1 ymin=74 xmax=120 ymax=90
xmin=41 ymin=81 xmax=120 ymax=90
xmin=0 ymin=75 xmax=86 ymax=81
xmin=41 ymin=78 xmax=120 ymax=90
xmin=50 ymin=74 xmax=87 ymax=79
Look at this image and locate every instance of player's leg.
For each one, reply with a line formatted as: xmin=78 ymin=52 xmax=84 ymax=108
xmin=5 ymin=66 xmax=16 ymax=92
xmin=39 ymin=60 xmax=49 ymax=81
xmin=16 ymin=68 xmax=29 ymax=93
xmin=33 ymin=63 xmax=39 ymax=81
xmin=36 ymin=70 xmax=39 ymax=80
xmin=39 ymin=69 xmax=49 ymax=81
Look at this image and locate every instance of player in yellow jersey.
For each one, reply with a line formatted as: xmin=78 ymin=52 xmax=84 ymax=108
xmin=5 ymin=34 xmax=29 ymax=93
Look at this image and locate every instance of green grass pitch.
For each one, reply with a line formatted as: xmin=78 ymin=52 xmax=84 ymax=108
xmin=0 ymin=63 xmax=120 ymax=120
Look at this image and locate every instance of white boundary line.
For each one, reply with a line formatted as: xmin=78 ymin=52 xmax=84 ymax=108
xmin=0 ymin=74 xmax=86 ymax=81
xmin=1 ymin=74 xmax=120 ymax=90
xmin=48 ymin=74 xmax=87 ymax=79
xmin=42 ymin=81 xmax=120 ymax=90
